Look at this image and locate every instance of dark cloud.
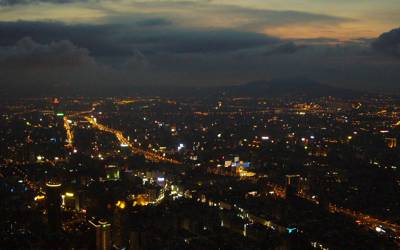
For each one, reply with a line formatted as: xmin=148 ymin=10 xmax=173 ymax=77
xmin=263 ymin=42 xmax=306 ymax=56
xmin=124 ymin=49 xmax=149 ymax=70
xmin=372 ymin=27 xmax=400 ymax=57
xmin=0 ymin=21 xmax=400 ymax=93
xmin=0 ymin=21 xmax=137 ymax=57
xmin=0 ymin=37 xmax=120 ymax=94
xmin=0 ymin=21 xmax=280 ymax=57
xmin=0 ymin=36 xmax=95 ymax=68
xmin=123 ymin=30 xmax=280 ymax=54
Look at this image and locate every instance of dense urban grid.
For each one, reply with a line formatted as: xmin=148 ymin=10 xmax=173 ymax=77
xmin=1 ymin=94 xmax=399 ymax=250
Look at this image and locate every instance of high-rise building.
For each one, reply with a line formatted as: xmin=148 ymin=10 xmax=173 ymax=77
xmin=101 ymin=164 xmax=120 ymax=182
xmin=89 ymin=219 xmax=112 ymax=250
xmin=45 ymin=182 xmax=62 ymax=232
xmin=61 ymin=191 xmax=80 ymax=211
xmin=112 ymin=208 xmax=127 ymax=249
xmin=285 ymin=175 xmax=300 ymax=198
xmin=385 ymin=138 xmax=397 ymax=149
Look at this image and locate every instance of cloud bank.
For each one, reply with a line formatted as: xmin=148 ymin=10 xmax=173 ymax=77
xmin=0 ymin=0 xmax=399 ymax=94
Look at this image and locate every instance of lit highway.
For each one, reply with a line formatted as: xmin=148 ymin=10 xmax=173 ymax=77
xmin=63 ymin=116 xmax=74 ymax=148
xmin=328 ymin=204 xmax=400 ymax=239
xmin=3 ymin=164 xmax=40 ymax=192
xmin=84 ymin=116 xmax=182 ymax=165
xmin=265 ymin=182 xmax=400 ymax=241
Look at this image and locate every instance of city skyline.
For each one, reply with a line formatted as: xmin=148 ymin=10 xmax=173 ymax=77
xmin=1 ymin=2 xmax=400 ymax=249
xmin=1 ymin=95 xmax=399 ymax=249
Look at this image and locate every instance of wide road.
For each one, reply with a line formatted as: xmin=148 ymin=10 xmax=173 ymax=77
xmin=84 ymin=116 xmax=182 ymax=165
xmin=63 ymin=116 xmax=74 ymax=148
xmin=266 ymin=182 xmax=400 ymax=242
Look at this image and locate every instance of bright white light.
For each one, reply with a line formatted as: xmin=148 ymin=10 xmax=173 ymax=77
xmin=375 ymin=226 xmax=386 ymax=233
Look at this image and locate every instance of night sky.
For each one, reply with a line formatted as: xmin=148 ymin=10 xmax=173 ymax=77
xmin=0 ymin=0 xmax=399 ymax=92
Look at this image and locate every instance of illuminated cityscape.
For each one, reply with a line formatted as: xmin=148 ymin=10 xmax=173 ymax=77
xmin=1 ymin=0 xmax=400 ymax=249
xmin=1 ymin=94 xmax=399 ymax=249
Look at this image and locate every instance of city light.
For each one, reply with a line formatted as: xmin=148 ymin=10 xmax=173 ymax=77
xmin=3 ymin=91 xmax=400 ymax=249
xmin=177 ymin=143 xmax=185 ymax=151
xmin=65 ymin=192 xmax=74 ymax=197
xmin=116 ymin=200 xmax=126 ymax=209
xmin=84 ymin=116 xmax=181 ymax=164
xmin=2 ymin=1 xmax=400 ymax=248
xmin=34 ymin=195 xmax=45 ymax=201
xmin=46 ymin=182 xmax=61 ymax=188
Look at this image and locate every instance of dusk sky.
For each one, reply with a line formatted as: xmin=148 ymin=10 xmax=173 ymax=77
xmin=0 ymin=0 xmax=399 ymax=92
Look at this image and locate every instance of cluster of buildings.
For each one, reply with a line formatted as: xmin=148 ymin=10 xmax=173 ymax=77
xmin=1 ymin=95 xmax=399 ymax=249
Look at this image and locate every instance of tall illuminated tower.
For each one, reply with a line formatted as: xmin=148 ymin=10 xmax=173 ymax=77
xmin=89 ymin=219 xmax=112 ymax=250
xmin=46 ymin=182 xmax=62 ymax=232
